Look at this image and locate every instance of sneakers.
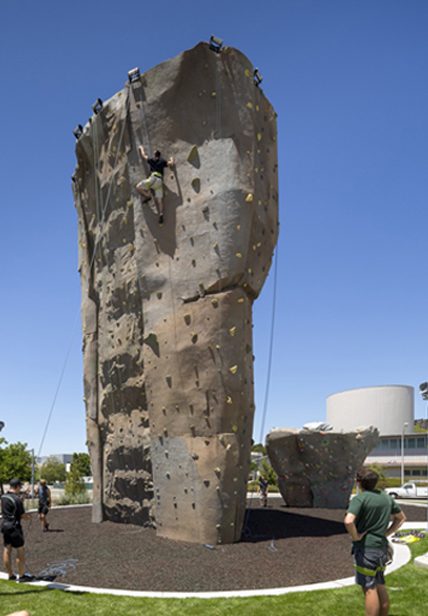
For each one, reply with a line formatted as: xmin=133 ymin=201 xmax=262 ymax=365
xmin=159 ymin=213 xmax=164 ymax=225
xmin=8 ymin=574 xmax=16 ymax=581
xmin=17 ymin=573 xmax=34 ymax=583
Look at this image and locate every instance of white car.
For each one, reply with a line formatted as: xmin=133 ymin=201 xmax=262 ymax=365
xmin=385 ymin=482 xmax=428 ymax=499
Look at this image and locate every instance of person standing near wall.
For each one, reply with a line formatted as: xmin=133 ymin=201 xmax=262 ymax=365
xmin=1 ymin=479 xmax=33 ymax=582
xmin=344 ymin=468 xmax=406 ymax=616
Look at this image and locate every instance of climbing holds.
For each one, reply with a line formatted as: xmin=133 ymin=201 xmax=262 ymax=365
xmin=187 ymin=146 xmax=200 ymax=168
xmin=191 ymin=178 xmax=201 ymax=193
xmin=245 ymin=193 xmax=254 ymax=203
xmin=229 ymin=326 xmax=236 ymax=336
xmin=229 ymin=365 xmax=238 ymax=374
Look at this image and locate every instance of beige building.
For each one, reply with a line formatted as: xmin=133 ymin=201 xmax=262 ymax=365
xmin=326 ymin=385 xmax=427 ymax=479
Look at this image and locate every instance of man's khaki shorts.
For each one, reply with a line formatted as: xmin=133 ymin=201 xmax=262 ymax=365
xmin=137 ymin=173 xmax=163 ymax=198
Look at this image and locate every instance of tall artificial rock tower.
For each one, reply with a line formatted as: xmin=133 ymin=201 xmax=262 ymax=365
xmin=73 ymin=41 xmax=278 ymax=544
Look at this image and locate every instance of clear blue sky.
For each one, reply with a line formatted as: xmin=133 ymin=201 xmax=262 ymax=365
xmin=1 ymin=0 xmax=427 ymax=455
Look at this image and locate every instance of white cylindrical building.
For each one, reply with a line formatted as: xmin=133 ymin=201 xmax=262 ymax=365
xmin=326 ymin=385 xmax=414 ymax=435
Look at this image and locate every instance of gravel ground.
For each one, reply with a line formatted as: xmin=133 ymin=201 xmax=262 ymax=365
xmin=2 ymin=500 xmax=423 ymax=592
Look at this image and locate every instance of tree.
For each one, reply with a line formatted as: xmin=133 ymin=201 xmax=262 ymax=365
xmin=251 ymin=443 xmax=266 ymax=454
xmin=0 ymin=441 xmax=32 ymax=493
xmin=64 ymin=465 xmax=86 ymax=498
xmin=71 ymin=452 xmax=91 ymax=477
xmin=40 ymin=456 xmax=67 ymax=484
xmin=259 ymin=457 xmax=278 ymax=487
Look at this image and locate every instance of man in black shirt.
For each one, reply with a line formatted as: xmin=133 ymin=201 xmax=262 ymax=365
xmin=1 ymin=478 xmax=33 ymax=582
xmin=136 ymin=145 xmax=174 ymax=224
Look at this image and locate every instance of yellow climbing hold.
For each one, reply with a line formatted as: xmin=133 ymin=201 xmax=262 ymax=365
xmin=256 ymin=104 xmax=260 ymax=111
xmin=232 ymin=424 xmax=238 ymax=433
xmin=226 ymin=396 xmax=233 ymax=404
xmin=229 ymin=326 xmax=236 ymax=336
xmin=211 ymin=298 xmax=219 ymax=307
xmin=236 ymin=224 xmax=241 ymax=230
xmin=257 ymin=132 xmax=262 ymax=142
xmin=246 ymin=101 xmax=253 ymax=109
xmin=244 ymin=68 xmax=251 ymax=77
xmin=235 ymin=252 xmax=242 ymax=258
xmin=229 ymin=365 xmax=238 ymax=374
xmin=211 ymin=91 xmax=217 ymax=97
xmin=237 ymin=297 xmax=244 ymax=303
xmin=245 ymin=193 xmax=254 ymax=203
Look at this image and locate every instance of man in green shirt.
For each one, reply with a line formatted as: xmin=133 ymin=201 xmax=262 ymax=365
xmin=344 ymin=468 xmax=406 ymax=616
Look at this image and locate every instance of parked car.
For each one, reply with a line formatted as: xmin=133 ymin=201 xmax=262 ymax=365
xmin=385 ymin=482 xmax=428 ymax=499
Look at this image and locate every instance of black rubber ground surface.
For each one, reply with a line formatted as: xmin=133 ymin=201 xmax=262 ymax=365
xmin=3 ymin=500 xmax=423 ymax=592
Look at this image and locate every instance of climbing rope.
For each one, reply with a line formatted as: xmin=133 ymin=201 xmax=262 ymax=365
xmin=244 ymin=244 xmax=279 ymax=537
xmin=36 ymin=86 xmax=132 ymax=459
xmin=258 ymin=243 xmax=279 ymax=445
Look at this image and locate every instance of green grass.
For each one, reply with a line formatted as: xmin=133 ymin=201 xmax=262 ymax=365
xmin=1 ymin=539 xmax=428 ymax=616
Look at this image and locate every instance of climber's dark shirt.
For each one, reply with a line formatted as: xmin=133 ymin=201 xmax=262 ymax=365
xmin=148 ymin=157 xmax=168 ymax=176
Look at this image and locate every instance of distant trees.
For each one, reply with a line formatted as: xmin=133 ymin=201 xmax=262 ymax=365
xmin=70 ymin=452 xmax=91 ymax=477
xmin=0 ymin=440 xmax=32 ymax=494
xmin=40 ymin=456 xmax=67 ymax=484
xmin=63 ymin=452 xmax=90 ymax=498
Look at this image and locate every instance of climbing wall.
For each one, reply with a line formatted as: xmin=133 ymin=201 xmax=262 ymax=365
xmin=73 ymin=41 xmax=278 ymax=543
xmin=266 ymin=427 xmax=379 ymax=508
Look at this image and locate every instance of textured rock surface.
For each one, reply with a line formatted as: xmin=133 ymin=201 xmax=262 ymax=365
xmin=73 ymin=41 xmax=278 ymax=543
xmin=266 ymin=427 xmax=379 ymax=508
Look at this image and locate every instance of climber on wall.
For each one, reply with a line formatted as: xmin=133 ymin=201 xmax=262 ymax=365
xmin=136 ymin=145 xmax=174 ymax=225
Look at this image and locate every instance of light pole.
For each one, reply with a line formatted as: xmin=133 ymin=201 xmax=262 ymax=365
xmin=418 ymin=382 xmax=428 ymax=528
xmin=401 ymin=421 xmax=409 ymax=485
xmin=31 ymin=449 xmax=35 ymax=499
